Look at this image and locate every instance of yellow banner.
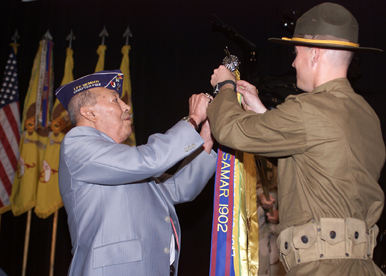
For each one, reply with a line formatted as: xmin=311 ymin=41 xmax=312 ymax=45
xmin=11 ymin=40 xmax=53 ymax=216
xmin=232 ymin=75 xmax=259 ymax=276
xmin=35 ymin=47 xmax=73 ymax=218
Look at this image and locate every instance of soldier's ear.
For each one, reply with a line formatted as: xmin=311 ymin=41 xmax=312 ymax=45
xmin=79 ymin=106 xmax=97 ymax=123
xmin=310 ymin=48 xmax=320 ymax=67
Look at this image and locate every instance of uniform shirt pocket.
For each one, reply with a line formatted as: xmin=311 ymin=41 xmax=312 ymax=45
xmin=93 ymin=239 xmax=142 ymax=269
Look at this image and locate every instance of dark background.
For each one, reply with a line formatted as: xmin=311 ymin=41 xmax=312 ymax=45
xmin=0 ymin=0 xmax=385 ymax=275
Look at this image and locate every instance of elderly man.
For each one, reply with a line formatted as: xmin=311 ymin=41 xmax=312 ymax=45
xmin=55 ymin=70 xmax=216 ymax=276
xmin=207 ymin=3 xmax=385 ymax=276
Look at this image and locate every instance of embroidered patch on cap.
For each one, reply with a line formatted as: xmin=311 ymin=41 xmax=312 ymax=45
xmin=55 ymin=69 xmax=124 ymax=110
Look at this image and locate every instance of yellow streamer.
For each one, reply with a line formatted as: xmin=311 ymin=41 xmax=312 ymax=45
xmin=233 ymin=69 xmax=259 ymax=276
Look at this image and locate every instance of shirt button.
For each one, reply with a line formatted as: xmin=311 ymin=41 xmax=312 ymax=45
xmin=165 ymin=217 xmax=170 ymax=223
xmin=188 ymin=145 xmax=192 ymax=150
xmin=164 ymin=247 xmax=170 ymax=254
xmin=192 ymin=144 xmax=196 ymax=149
xmin=184 ymin=147 xmax=188 ymax=152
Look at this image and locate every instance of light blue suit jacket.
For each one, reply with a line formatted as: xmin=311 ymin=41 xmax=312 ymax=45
xmin=59 ymin=121 xmax=216 ymax=275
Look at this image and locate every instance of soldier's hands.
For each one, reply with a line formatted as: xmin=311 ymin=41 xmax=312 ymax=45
xmin=210 ymin=65 xmax=236 ymax=88
xmin=267 ymin=209 xmax=279 ymax=224
xmin=258 ymin=193 xmax=275 ymax=209
xmin=236 ymin=80 xmax=267 ymax=114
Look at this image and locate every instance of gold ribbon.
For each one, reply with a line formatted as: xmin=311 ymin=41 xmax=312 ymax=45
xmin=282 ymin=37 xmax=359 ymax=47
xmin=233 ymin=69 xmax=259 ymax=276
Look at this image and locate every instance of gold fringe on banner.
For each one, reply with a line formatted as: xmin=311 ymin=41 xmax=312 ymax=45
xmin=232 ymin=68 xmax=259 ymax=276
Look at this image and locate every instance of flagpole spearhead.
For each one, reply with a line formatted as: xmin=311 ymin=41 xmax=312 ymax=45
xmin=43 ymin=29 xmax=53 ymax=41
xmin=99 ymin=26 xmax=109 ymax=45
xmin=66 ymin=29 xmax=76 ymax=49
xmin=12 ymin=29 xmax=20 ymax=44
xmin=123 ymin=26 xmax=133 ymax=45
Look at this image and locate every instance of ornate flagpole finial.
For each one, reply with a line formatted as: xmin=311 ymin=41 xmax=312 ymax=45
xmin=123 ymin=26 xmax=133 ymax=46
xmin=43 ymin=29 xmax=53 ymax=41
xmin=66 ymin=29 xmax=76 ymax=49
xmin=99 ymin=26 xmax=109 ymax=45
xmin=222 ymin=46 xmax=240 ymax=73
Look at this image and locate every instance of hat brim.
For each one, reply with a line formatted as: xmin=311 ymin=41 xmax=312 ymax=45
xmin=268 ymin=38 xmax=383 ymax=53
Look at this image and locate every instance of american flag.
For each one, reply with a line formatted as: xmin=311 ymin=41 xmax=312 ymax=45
xmin=0 ymin=47 xmax=20 ymax=212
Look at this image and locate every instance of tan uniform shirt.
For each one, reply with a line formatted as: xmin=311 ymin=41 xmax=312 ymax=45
xmin=208 ymin=78 xmax=385 ymax=274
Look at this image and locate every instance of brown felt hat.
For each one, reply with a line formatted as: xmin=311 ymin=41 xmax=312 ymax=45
xmin=269 ymin=2 xmax=383 ymax=53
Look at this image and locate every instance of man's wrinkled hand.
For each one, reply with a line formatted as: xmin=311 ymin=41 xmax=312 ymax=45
xmin=188 ymin=93 xmax=213 ymax=125
xmin=200 ymin=119 xmax=214 ymax=153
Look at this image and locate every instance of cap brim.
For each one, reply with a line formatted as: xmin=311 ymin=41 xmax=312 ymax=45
xmin=268 ymin=38 xmax=383 ymax=53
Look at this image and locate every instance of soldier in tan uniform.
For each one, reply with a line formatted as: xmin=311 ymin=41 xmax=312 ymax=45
xmin=207 ymin=3 xmax=385 ymax=276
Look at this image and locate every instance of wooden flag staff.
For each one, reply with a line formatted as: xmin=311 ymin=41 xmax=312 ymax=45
xmin=48 ymin=29 xmax=76 ymax=276
xmin=255 ymin=156 xmax=274 ymax=216
xmin=11 ymin=29 xmax=30 ymax=276
xmin=49 ymin=211 xmax=58 ymax=276
xmin=22 ymin=210 xmax=31 ymax=276
xmin=22 ymin=29 xmax=53 ymax=276
xmin=0 ymin=28 xmax=20 ymax=245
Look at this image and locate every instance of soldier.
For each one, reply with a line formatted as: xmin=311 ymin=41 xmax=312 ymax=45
xmin=208 ymin=3 xmax=385 ymax=275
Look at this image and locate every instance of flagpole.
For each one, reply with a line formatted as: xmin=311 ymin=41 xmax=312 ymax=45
xmin=0 ymin=29 xmax=21 ymax=251
xmin=255 ymin=156 xmax=274 ymax=216
xmin=49 ymin=210 xmax=58 ymax=276
xmin=95 ymin=26 xmax=108 ymax=73
xmin=48 ymin=29 xmax=75 ymax=276
xmin=21 ymin=209 xmax=32 ymax=276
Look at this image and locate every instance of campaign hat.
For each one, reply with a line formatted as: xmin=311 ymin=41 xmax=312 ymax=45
xmin=268 ymin=2 xmax=383 ymax=53
xmin=55 ymin=69 xmax=124 ymax=110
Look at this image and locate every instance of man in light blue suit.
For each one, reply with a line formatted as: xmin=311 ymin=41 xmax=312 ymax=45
xmin=55 ymin=70 xmax=216 ymax=276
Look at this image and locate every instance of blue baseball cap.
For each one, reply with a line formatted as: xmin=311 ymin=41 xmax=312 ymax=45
xmin=55 ymin=69 xmax=124 ymax=110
